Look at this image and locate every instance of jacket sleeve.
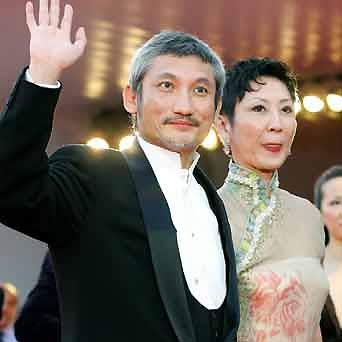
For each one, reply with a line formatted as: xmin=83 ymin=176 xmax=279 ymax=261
xmin=14 ymin=252 xmax=60 ymax=342
xmin=0 ymin=69 xmax=94 ymax=246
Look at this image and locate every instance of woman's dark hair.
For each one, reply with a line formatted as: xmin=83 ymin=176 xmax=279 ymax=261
xmin=314 ymin=165 xmax=342 ymax=245
xmin=222 ymin=57 xmax=298 ymax=123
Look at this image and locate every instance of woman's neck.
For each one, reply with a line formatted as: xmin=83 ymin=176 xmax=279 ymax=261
xmin=326 ymin=237 xmax=342 ymax=259
xmin=228 ymin=160 xmax=278 ymax=191
xmin=231 ymin=160 xmax=275 ymax=184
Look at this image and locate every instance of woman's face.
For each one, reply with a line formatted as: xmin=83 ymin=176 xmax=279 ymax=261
xmin=321 ymin=177 xmax=342 ymax=242
xmin=217 ymin=76 xmax=297 ymax=181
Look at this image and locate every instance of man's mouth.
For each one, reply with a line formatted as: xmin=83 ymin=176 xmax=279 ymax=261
xmin=164 ymin=116 xmax=199 ymax=127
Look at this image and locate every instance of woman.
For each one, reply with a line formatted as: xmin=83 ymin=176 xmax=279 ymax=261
xmin=0 ymin=282 xmax=18 ymax=342
xmin=314 ymin=165 xmax=342 ymax=340
xmin=215 ymin=57 xmax=328 ymax=341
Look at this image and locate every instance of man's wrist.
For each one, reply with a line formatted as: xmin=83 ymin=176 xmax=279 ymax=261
xmin=26 ymin=68 xmax=61 ymax=89
xmin=28 ymin=62 xmax=62 ymax=87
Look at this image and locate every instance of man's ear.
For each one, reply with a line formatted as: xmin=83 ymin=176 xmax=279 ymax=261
xmin=122 ymin=85 xmax=138 ymax=114
xmin=214 ymin=112 xmax=231 ymax=144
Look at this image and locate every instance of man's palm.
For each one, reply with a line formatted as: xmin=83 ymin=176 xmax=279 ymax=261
xmin=26 ymin=0 xmax=86 ymax=79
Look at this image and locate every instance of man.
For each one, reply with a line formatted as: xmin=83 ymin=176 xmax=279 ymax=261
xmin=0 ymin=0 xmax=239 ymax=341
xmin=15 ymin=253 xmax=60 ymax=342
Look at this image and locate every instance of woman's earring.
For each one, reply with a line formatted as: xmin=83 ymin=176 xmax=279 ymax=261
xmin=223 ymin=142 xmax=232 ymax=158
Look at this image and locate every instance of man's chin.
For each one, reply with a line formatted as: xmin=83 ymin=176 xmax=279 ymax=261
xmin=162 ymin=139 xmax=198 ymax=153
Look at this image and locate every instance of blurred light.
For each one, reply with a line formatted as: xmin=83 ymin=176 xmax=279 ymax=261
xmin=126 ymin=26 xmax=148 ymax=38
xmin=89 ymin=59 xmax=110 ymax=73
xmin=116 ymin=27 xmax=148 ymax=89
xmin=201 ymin=129 xmax=218 ymax=150
xmin=119 ymin=135 xmax=135 ymax=151
xmin=327 ymin=94 xmax=342 ymax=112
xmin=303 ymin=95 xmax=324 ymax=113
xmin=83 ymin=20 xmax=113 ymax=100
xmin=300 ymin=111 xmax=319 ymax=122
xmin=90 ymin=40 xmax=112 ymax=52
xmin=87 ymin=137 xmax=109 ymax=150
xmin=84 ymin=79 xmax=106 ymax=99
xmin=93 ymin=19 xmax=114 ymax=30
xmin=294 ymin=96 xmax=302 ymax=114
xmin=326 ymin=111 xmax=341 ymax=120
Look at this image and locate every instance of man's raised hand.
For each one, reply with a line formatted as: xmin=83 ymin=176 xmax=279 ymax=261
xmin=26 ymin=0 xmax=87 ymax=84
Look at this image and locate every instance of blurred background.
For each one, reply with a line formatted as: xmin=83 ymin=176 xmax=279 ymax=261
xmin=0 ymin=0 xmax=341 ymax=305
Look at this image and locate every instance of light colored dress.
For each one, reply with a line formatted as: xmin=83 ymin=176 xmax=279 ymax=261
xmin=218 ymin=162 xmax=329 ymax=342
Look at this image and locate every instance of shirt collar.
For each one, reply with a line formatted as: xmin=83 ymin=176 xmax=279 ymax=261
xmin=136 ymin=135 xmax=200 ymax=177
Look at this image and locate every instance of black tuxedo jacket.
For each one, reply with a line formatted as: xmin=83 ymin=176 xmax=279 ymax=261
xmin=15 ymin=252 xmax=60 ymax=342
xmin=0 ymin=71 xmax=239 ymax=342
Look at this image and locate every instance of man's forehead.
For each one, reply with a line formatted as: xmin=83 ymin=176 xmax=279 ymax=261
xmin=145 ymin=54 xmax=215 ymax=81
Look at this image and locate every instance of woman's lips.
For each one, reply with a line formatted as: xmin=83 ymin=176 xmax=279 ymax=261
xmin=263 ymin=144 xmax=282 ymax=153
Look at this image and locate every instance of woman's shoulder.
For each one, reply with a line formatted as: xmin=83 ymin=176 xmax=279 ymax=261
xmin=277 ymin=188 xmax=321 ymax=220
xmin=277 ymin=188 xmax=325 ymax=257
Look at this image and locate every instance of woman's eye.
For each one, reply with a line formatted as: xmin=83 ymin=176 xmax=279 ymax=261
xmin=252 ymin=105 xmax=266 ymax=112
xmin=329 ymin=200 xmax=342 ymax=206
xmin=282 ymin=106 xmax=294 ymax=114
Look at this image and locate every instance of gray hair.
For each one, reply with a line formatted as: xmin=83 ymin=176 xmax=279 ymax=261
xmin=128 ymin=31 xmax=225 ymax=108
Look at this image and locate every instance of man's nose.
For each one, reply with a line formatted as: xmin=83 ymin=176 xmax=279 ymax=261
xmin=173 ymin=91 xmax=193 ymax=115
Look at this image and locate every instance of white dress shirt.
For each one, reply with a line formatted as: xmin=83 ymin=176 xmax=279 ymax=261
xmin=138 ymin=136 xmax=226 ymax=309
xmin=25 ymin=70 xmax=60 ymax=88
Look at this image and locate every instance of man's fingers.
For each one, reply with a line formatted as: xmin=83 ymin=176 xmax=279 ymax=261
xmin=61 ymin=4 xmax=73 ymax=37
xmin=26 ymin=1 xmax=37 ymax=30
xmin=74 ymin=27 xmax=87 ymax=56
xmin=75 ymin=27 xmax=87 ymax=46
xmin=38 ymin=0 xmax=49 ymax=25
xmin=49 ymin=0 xmax=60 ymax=27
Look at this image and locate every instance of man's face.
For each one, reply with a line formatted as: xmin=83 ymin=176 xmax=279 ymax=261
xmin=125 ymin=55 xmax=219 ymax=154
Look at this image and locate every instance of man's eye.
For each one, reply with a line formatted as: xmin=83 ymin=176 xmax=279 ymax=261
xmin=194 ymin=86 xmax=208 ymax=95
xmin=252 ymin=105 xmax=265 ymax=112
xmin=159 ymin=81 xmax=173 ymax=89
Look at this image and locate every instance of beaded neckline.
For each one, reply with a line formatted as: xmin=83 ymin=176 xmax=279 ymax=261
xmin=225 ymin=161 xmax=279 ymax=274
xmin=226 ymin=161 xmax=279 ymax=202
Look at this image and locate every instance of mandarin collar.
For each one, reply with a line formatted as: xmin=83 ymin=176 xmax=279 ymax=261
xmin=137 ymin=135 xmax=200 ymax=177
xmin=225 ymin=160 xmax=279 ymax=202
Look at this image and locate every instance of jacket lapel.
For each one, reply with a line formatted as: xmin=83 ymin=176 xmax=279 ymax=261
xmin=122 ymin=141 xmax=196 ymax=342
xmin=194 ymin=167 xmax=240 ymax=340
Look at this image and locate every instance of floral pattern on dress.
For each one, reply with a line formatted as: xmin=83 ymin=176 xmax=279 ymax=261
xmin=249 ymin=271 xmax=308 ymax=342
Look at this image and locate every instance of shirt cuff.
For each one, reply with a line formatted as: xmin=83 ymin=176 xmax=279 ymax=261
xmin=25 ymin=69 xmax=61 ymax=89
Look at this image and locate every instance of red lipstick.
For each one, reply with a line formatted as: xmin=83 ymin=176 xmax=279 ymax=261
xmin=263 ymin=144 xmax=282 ymax=153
